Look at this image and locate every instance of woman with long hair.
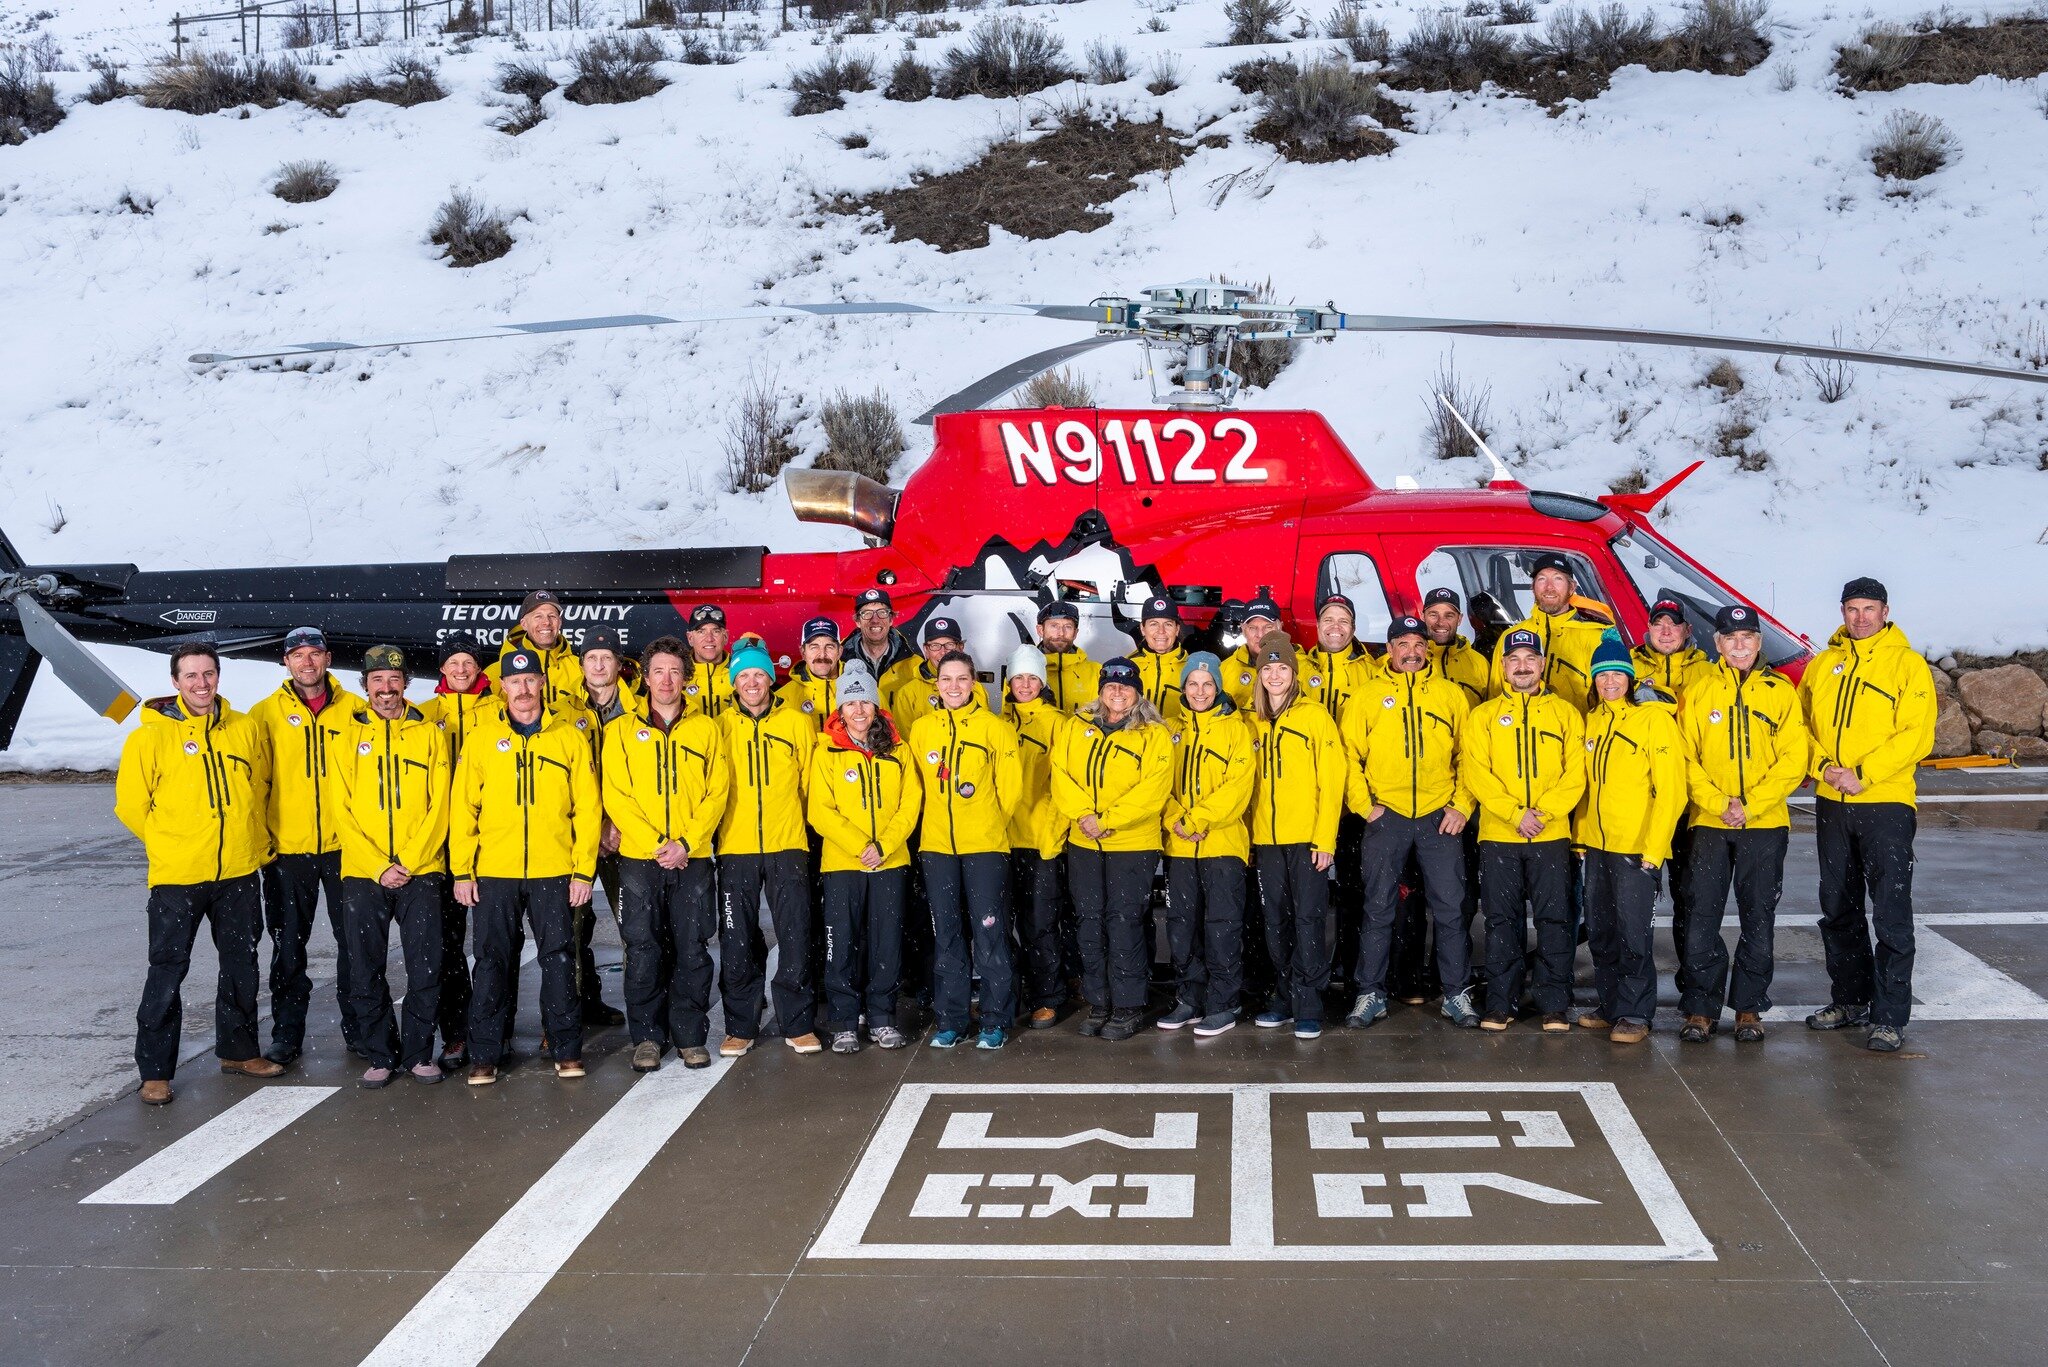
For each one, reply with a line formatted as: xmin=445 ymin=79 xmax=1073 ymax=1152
xmin=1159 ymin=652 xmax=1257 ymax=1037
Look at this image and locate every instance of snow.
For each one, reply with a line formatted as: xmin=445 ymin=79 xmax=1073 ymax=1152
xmin=3 ymin=0 xmax=2046 ymax=770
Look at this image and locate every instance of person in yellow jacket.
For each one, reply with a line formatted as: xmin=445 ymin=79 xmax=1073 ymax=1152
xmin=484 ymin=589 xmax=586 ymax=711
xmin=1050 ymin=658 xmax=1174 ymax=1040
xmin=115 ymin=643 xmax=283 ymax=1104
xmin=1487 ymin=554 xmax=1612 ymax=711
xmin=564 ymin=627 xmax=634 ymax=1030
xmin=1340 ymin=616 xmax=1479 ymax=1031
xmin=1573 ymin=635 xmax=1687 ymax=1044
xmin=777 ymin=616 xmax=846 ymax=721
xmin=602 ymin=636 xmax=731 ymax=1072
xmin=716 ymin=638 xmax=821 ymax=1057
xmin=451 ymin=648 xmax=602 ymax=1085
xmin=682 ymin=603 xmax=740 ymax=719
xmin=1221 ymin=591 xmax=1286 ymax=711
xmin=1461 ymin=628 xmax=1587 ymax=1032
xmin=842 ymin=586 xmax=923 ymax=699
xmin=1677 ymin=605 xmax=1811 ymax=1044
xmin=888 ymin=615 xmax=992 ymax=734
xmin=416 ymin=632 xmax=494 ymax=1071
xmin=1158 ymin=652 xmax=1257 ymax=1036
xmin=1798 ymin=578 xmax=1936 ymax=1052
xmin=332 ymin=646 xmax=453 ymax=1087
xmin=247 ymin=625 xmax=363 ymax=1065
xmin=1302 ymin=592 xmax=1381 ymax=1006
xmin=1246 ymin=638 xmax=1346 ymax=1039
xmin=909 ymin=651 xmax=1024 ymax=1049
xmin=1421 ymin=587 xmax=1490 ymax=706
xmin=808 ymin=661 xmax=922 ymax=1054
xmin=1002 ymin=645 xmax=1071 ymax=1031
xmin=1631 ymin=597 xmax=1713 ymax=1013
xmin=1123 ymin=594 xmax=1189 ymax=723
xmin=1035 ymin=600 xmax=1102 ymax=713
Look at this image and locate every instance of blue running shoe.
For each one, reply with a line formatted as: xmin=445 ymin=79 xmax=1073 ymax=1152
xmin=975 ymin=1027 xmax=1007 ymax=1051
xmin=1345 ymin=992 xmax=1389 ymax=1029
xmin=930 ymin=1028 xmax=964 ymax=1049
xmin=1294 ymin=1019 xmax=1322 ymax=1041
xmin=1255 ymin=1008 xmax=1293 ymax=1029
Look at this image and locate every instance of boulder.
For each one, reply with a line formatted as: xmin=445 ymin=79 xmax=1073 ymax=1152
xmin=1931 ymin=696 xmax=1972 ymax=758
xmin=1929 ymin=667 xmax=1954 ymax=700
xmin=1956 ymin=665 xmax=2048 ymax=736
xmin=1974 ymin=731 xmax=2048 ymax=762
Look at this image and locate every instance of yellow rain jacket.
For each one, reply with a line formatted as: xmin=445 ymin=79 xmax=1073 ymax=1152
xmin=1039 ymin=647 xmax=1101 ymax=715
xmin=1004 ymin=694 xmax=1070 ymax=858
xmin=450 ymin=707 xmax=601 ymax=882
xmin=1248 ymin=698 xmax=1346 ymax=852
xmin=1050 ymin=711 xmax=1175 ymax=853
xmin=1460 ymin=687 xmax=1587 ymax=845
xmin=1575 ymin=697 xmax=1687 ymax=865
xmin=115 ymin=695 xmax=272 ymax=886
xmin=908 ymin=697 xmax=1023 ymax=856
xmin=602 ymin=705 xmax=729 ymax=861
xmin=1428 ymin=635 xmax=1491 ymax=706
xmin=776 ymin=665 xmax=841 ymax=723
xmin=485 ymin=630 xmax=586 ymax=713
xmin=332 ymin=706 xmax=452 ymax=880
xmin=247 ymin=674 xmax=362 ymax=857
xmin=1489 ymin=608 xmax=1610 ymax=711
xmin=888 ymin=663 xmax=992 ymax=736
xmin=1132 ymin=645 xmax=1187 ymax=723
xmin=683 ymin=654 xmax=740 ymax=721
xmin=841 ymin=631 xmax=922 ymax=701
xmin=419 ymin=684 xmax=498 ymax=764
xmin=1221 ymin=643 xmax=1270 ymax=712
xmin=1302 ymin=643 xmax=1378 ymax=726
xmin=1631 ymin=644 xmax=1711 ymax=708
xmin=807 ymin=715 xmax=922 ymax=872
xmin=1341 ymin=668 xmax=1472 ymax=820
xmin=1162 ymin=702 xmax=1256 ymax=861
xmin=716 ymin=696 xmax=818 ymax=855
xmin=1681 ymin=662 xmax=1810 ymax=830
xmin=1799 ymin=623 xmax=1937 ymax=807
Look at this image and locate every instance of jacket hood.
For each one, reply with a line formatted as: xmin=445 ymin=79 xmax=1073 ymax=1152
xmin=823 ymin=710 xmax=902 ymax=753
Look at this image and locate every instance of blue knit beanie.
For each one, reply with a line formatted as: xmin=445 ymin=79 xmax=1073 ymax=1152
xmin=1589 ymin=629 xmax=1635 ymax=679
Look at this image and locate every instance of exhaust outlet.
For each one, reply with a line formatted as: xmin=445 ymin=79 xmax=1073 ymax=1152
xmin=783 ymin=469 xmax=899 ymax=542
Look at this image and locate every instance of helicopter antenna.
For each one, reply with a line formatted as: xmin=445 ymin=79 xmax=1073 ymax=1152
xmin=1436 ymin=392 xmax=1516 ymax=485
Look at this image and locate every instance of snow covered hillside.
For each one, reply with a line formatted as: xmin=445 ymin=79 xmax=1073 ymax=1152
xmin=2 ymin=0 xmax=2045 ymax=769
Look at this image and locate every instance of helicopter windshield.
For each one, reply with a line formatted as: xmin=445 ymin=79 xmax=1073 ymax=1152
xmin=1609 ymin=526 xmax=1805 ymax=668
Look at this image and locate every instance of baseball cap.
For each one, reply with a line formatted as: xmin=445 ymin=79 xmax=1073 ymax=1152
xmin=501 ymin=649 xmax=543 ymax=679
xmin=517 ymin=590 xmax=561 ymax=619
xmin=1141 ymin=596 xmax=1179 ymax=622
xmin=1422 ymin=586 xmax=1460 ymax=610
xmin=363 ymin=644 xmax=406 ymax=676
xmin=1317 ymin=593 xmax=1356 ymax=619
xmin=1530 ymin=553 xmax=1574 ymax=579
xmin=283 ymin=626 xmax=327 ymax=655
xmin=1648 ymin=598 xmax=1687 ymax=626
xmin=1243 ymin=593 xmax=1282 ymax=623
xmin=801 ymin=616 xmax=839 ymax=644
xmin=1714 ymin=604 xmax=1761 ymax=634
xmin=1501 ymin=628 xmax=1544 ymax=657
xmin=923 ymin=616 xmax=962 ymax=644
xmin=1386 ymin=615 xmax=1427 ymax=644
xmin=687 ymin=604 xmax=727 ymax=630
xmin=1841 ymin=576 xmax=1887 ymax=606
xmin=855 ymin=587 xmax=893 ymax=612
xmin=1037 ymin=600 xmax=1080 ymax=624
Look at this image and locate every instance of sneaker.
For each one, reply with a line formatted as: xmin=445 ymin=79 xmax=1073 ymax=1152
xmin=1156 ymin=1003 xmax=1200 ymax=1031
xmin=467 ymin=1063 xmax=498 ymax=1086
xmin=1610 ymin=1019 xmax=1650 ymax=1045
xmin=1806 ymin=1003 xmax=1869 ymax=1032
xmin=1680 ymin=1014 xmax=1714 ymax=1044
xmin=1480 ymin=1012 xmax=1514 ymax=1032
xmin=1100 ymin=1009 xmax=1143 ymax=1042
xmin=1441 ymin=989 xmax=1480 ymax=1028
xmin=631 ymin=1041 xmax=663 ymax=1073
xmin=1077 ymin=1008 xmax=1110 ymax=1038
xmin=1254 ymin=1008 xmax=1293 ymax=1029
xmin=830 ymin=1031 xmax=861 ymax=1055
xmin=1734 ymin=1012 xmax=1766 ymax=1043
xmin=719 ymin=1036 xmax=754 ymax=1059
xmin=554 ymin=1057 xmax=585 ymax=1079
xmin=872 ymin=1025 xmax=909 ymax=1049
xmin=1344 ymin=992 xmax=1388 ymax=1029
xmin=1539 ymin=1013 xmax=1571 ymax=1033
xmin=785 ymin=1033 xmax=823 ymax=1055
xmin=679 ymin=1045 xmax=712 ymax=1068
xmin=438 ymin=1042 xmax=468 ymax=1071
xmin=1575 ymin=1013 xmax=1613 ymax=1031
xmin=976 ymin=1027 xmax=1007 ymax=1051
xmin=1026 ymin=1006 xmax=1058 ymax=1030
xmin=1294 ymin=1019 xmax=1323 ymax=1040
xmin=410 ymin=1062 xmax=445 ymax=1084
xmin=359 ymin=1066 xmax=394 ymax=1089
xmin=1866 ymin=1024 xmax=1903 ymax=1052
xmin=931 ymin=1028 xmax=964 ymax=1049
xmin=1193 ymin=1012 xmax=1238 ymax=1037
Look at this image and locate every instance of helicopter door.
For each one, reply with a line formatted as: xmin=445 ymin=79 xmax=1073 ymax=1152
xmin=1399 ymin=542 xmax=1613 ymax=654
xmin=1290 ymin=536 xmax=1395 ymax=647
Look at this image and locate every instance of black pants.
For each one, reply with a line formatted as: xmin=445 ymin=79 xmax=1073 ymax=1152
xmin=719 ymin=850 xmax=814 ymax=1040
xmin=580 ymin=849 xmax=620 ymax=1013
xmin=821 ymin=867 xmax=908 ymax=1032
xmin=1330 ymin=812 xmax=1366 ymax=986
xmin=1582 ymin=851 xmax=1657 ymax=1024
xmin=1815 ymin=798 xmax=1917 ymax=1028
xmin=1357 ymin=810 xmax=1469 ymax=999
xmin=1010 ymin=850 xmax=1066 ymax=1011
xmin=1667 ymin=821 xmax=1696 ymax=1000
xmin=469 ymin=876 xmax=579 ymax=1065
xmin=925 ymin=851 xmax=1014 ymax=1032
xmin=260 ymin=851 xmax=348 ymax=1053
xmin=438 ymin=881 xmax=469 ymax=1049
xmin=1164 ymin=855 xmax=1247 ymax=1015
xmin=617 ymin=856 xmax=716 ymax=1049
xmin=135 ymin=873 xmax=264 ymax=1081
xmin=1681 ymin=825 xmax=1789 ymax=1019
xmin=341 ymin=874 xmax=444 ymax=1070
xmin=1480 ymin=841 xmax=1574 ymax=1016
xmin=1256 ymin=843 xmax=1331 ymax=1023
xmin=1067 ymin=846 xmax=1155 ymax=1011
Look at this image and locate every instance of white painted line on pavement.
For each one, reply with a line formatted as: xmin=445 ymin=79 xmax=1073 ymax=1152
xmin=357 ymin=1055 xmax=733 ymax=1367
xmin=1652 ymin=911 xmax=2048 ymax=928
xmin=1788 ymin=793 xmax=2048 ymax=805
xmin=80 ymin=1087 xmax=339 ymax=1205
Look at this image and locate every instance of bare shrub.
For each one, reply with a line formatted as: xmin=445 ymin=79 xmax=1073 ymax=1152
xmin=938 ymin=15 xmax=1076 ymax=97
xmin=428 ymin=191 xmax=515 ymax=268
xmin=1086 ymin=39 xmax=1133 ymax=84
xmin=1395 ymin=11 xmax=1520 ymax=89
xmin=496 ymin=57 xmax=558 ymax=102
xmin=724 ymin=376 xmax=801 ymax=494
xmin=885 ymin=51 xmax=935 ymax=100
xmin=84 ymin=58 xmax=130 ymax=105
xmin=1251 ymin=53 xmax=1396 ymax=160
xmin=791 ymin=45 xmax=876 ymax=114
xmin=1531 ymin=3 xmax=1658 ymax=68
xmin=1022 ymin=367 xmax=1096 ymax=408
xmin=1423 ymin=354 xmax=1494 ymax=461
xmin=1145 ymin=52 xmax=1183 ymax=94
xmin=817 ymin=389 xmax=907 ymax=482
xmin=1608 ymin=467 xmax=1648 ymax=495
xmin=0 ymin=48 xmax=64 ymax=142
xmin=1224 ymin=0 xmax=1292 ymax=46
xmin=564 ymin=33 xmax=669 ymax=106
xmin=322 ymin=54 xmax=447 ymax=110
xmin=139 ymin=50 xmax=315 ymax=114
xmin=1804 ymin=355 xmax=1853 ymax=403
xmin=1869 ymin=107 xmax=1957 ymax=181
xmin=118 ymin=189 xmax=157 ymax=215
xmin=272 ymin=158 xmax=339 ymax=203
xmin=1835 ymin=23 xmax=1917 ymax=88
xmin=1324 ymin=4 xmax=1391 ymax=62
xmin=495 ymin=100 xmax=549 ymax=134
xmin=1665 ymin=0 xmax=1772 ymax=75
xmin=1498 ymin=0 xmax=1536 ymax=22
xmin=1216 ymin=276 xmax=1298 ymax=389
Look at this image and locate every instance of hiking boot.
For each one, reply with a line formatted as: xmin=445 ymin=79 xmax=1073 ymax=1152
xmin=830 ymin=1031 xmax=861 ymax=1055
xmin=1157 ymin=1003 xmax=1200 ymax=1031
xmin=554 ymin=1057 xmax=585 ymax=1079
xmin=931 ymin=1028 xmax=965 ymax=1049
xmin=1734 ymin=1012 xmax=1766 ymax=1043
xmin=262 ymin=1043 xmax=300 ymax=1068
xmin=785 ymin=1033 xmax=823 ymax=1055
xmin=582 ymin=1000 xmax=626 ymax=1028
xmin=1193 ymin=1011 xmax=1238 ymax=1037
xmin=1806 ymin=1003 xmax=1869 ymax=1031
xmin=975 ymin=1027 xmax=1007 ymax=1051
xmin=1100 ymin=1009 xmax=1143 ymax=1042
xmin=1866 ymin=1024 xmax=1903 ymax=1052
xmin=872 ymin=1025 xmax=909 ymax=1050
xmin=679 ymin=1045 xmax=712 ymax=1069
xmin=410 ymin=1062 xmax=445 ymax=1084
xmin=1345 ymin=992 xmax=1388 ymax=1029
xmin=631 ymin=1041 xmax=663 ymax=1072
xmin=1254 ymin=1008 xmax=1293 ymax=1029
xmin=220 ymin=1056 xmax=285 ymax=1079
xmin=467 ymin=1063 xmax=498 ymax=1086
xmin=1441 ymin=989 xmax=1480 ymax=1028
xmin=1610 ymin=1019 xmax=1650 ymax=1045
xmin=438 ymin=1041 xmax=468 ymax=1071
xmin=1026 ymin=1006 xmax=1058 ymax=1030
xmin=719 ymin=1035 xmax=753 ymax=1059
xmin=1575 ymin=1012 xmax=1613 ymax=1031
xmin=1077 ymin=1008 xmax=1110 ymax=1038
xmin=1539 ymin=1013 xmax=1571 ymax=1033
xmin=140 ymin=1080 xmax=173 ymax=1106
xmin=1680 ymin=1015 xmax=1714 ymax=1043
xmin=1480 ymin=1012 xmax=1515 ymax=1032
xmin=1294 ymin=1019 xmax=1323 ymax=1041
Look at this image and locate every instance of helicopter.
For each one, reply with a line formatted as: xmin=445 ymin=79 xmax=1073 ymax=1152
xmin=4 ymin=280 xmax=2044 ymax=747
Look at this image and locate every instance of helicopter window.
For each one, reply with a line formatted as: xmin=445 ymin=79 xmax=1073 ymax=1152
xmin=1415 ymin=546 xmax=1608 ymax=640
xmin=1609 ymin=528 xmax=1805 ymax=668
xmin=1315 ymin=554 xmax=1393 ymax=642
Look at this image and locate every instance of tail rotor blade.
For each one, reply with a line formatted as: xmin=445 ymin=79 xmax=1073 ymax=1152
xmin=10 ymin=596 xmax=139 ymax=723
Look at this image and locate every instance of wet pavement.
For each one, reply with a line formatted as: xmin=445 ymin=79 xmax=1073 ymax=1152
xmin=4 ymin=778 xmax=2047 ymax=1366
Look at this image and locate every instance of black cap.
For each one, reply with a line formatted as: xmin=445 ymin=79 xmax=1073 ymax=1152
xmin=1530 ymin=553 xmax=1574 ymax=580
xmin=1098 ymin=658 xmax=1140 ymax=690
xmin=854 ymin=587 xmax=892 ymax=612
xmin=1317 ymin=593 xmax=1356 ymax=618
xmin=580 ymin=627 xmax=623 ymax=658
xmin=1386 ymin=615 xmax=1428 ymax=644
xmin=1648 ymin=597 xmax=1687 ymax=625
xmin=924 ymin=616 xmax=962 ymax=644
xmin=1422 ymin=586 xmax=1460 ymax=610
xmin=283 ymin=626 xmax=327 ymax=655
xmin=1243 ymin=593 xmax=1281 ymax=623
xmin=1714 ymin=604 xmax=1761 ymax=634
xmin=801 ymin=616 xmax=838 ymax=644
xmin=438 ymin=634 xmax=485 ymax=667
xmin=687 ymin=604 xmax=726 ymax=630
xmin=1141 ymin=596 xmax=1180 ymax=622
xmin=1501 ymin=628 xmax=1544 ymax=657
xmin=517 ymin=589 xmax=561 ymax=619
xmin=500 ymin=649 xmax=543 ymax=679
xmin=1037 ymin=600 xmax=1080 ymax=624
xmin=1841 ymin=576 xmax=1887 ymax=606
xmin=363 ymin=644 xmax=406 ymax=677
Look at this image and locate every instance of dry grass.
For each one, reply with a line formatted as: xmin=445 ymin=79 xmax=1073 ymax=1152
xmin=1869 ymin=107 xmax=1958 ymax=181
xmin=1086 ymin=38 xmax=1133 ymax=84
xmin=885 ymin=52 xmax=935 ymax=101
xmin=844 ymin=111 xmax=1185 ymax=253
xmin=564 ymin=33 xmax=668 ymax=106
xmin=790 ymin=45 xmax=875 ymax=115
xmin=817 ymin=388 xmax=907 ymax=483
xmin=495 ymin=100 xmax=549 ymax=135
xmin=84 ymin=58 xmax=130 ymax=106
xmin=272 ymin=159 xmax=339 ymax=203
xmin=319 ymin=54 xmax=446 ymax=111
xmin=1424 ymin=354 xmax=1494 ymax=461
xmin=1249 ymin=54 xmax=1399 ymax=161
xmin=1324 ymin=3 xmax=1392 ymax=62
xmin=937 ymin=14 xmax=1076 ymax=98
xmin=496 ymin=57 xmax=558 ymax=102
xmin=1835 ymin=13 xmax=2048 ymax=91
xmin=1702 ymin=357 xmax=1744 ymax=395
xmin=1 ymin=48 xmax=64 ymax=144
xmin=429 ymin=191 xmax=515 ymax=267
xmin=1224 ymin=0 xmax=1293 ymax=45
xmin=1145 ymin=52 xmax=1184 ymax=94
xmin=139 ymin=50 xmax=315 ymax=115
xmin=1022 ymin=367 xmax=1097 ymax=407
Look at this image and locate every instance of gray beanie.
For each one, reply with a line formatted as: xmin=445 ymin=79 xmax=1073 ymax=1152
xmin=837 ymin=660 xmax=880 ymax=708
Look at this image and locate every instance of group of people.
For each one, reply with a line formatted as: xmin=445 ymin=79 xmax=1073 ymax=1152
xmin=113 ymin=558 xmax=1936 ymax=1104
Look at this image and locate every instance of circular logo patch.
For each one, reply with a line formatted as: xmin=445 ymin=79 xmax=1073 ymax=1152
xmin=926 ymin=750 xmax=941 ymax=764
xmin=1310 ymin=676 xmax=1323 ymax=688
xmin=844 ymin=768 xmax=859 ymax=782
xmin=497 ymin=738 xmax=512 ymax=752
xmin=183 ymin=741 xmax=199 ymax=755
xmin=1238 ymin=673 xmax=1252 ymax=686
xmin=1171 ymin=731 xmax=1182 ymax=744
xmin=958 ymin=781 xmax=976 ymax=797
xmin=359 ymin=740 xmax=373 ymax=755
xmin=686 ymin=685 xmax=700 ymax=695
xmin=637 ymin=729 xmax=651 ymax=742
xmin=287 ymin=714 xmax=303 ymax=727
xmin=1383 ymin=696 xmax=1396 ymax=708
xmin=1708 ymin=709 xmax=1724 ymax=724
xmin=1498 ymin=713 xmax=1514 ymax=726
xmin=927 ymin=695 xmax=939 ymax=709
xmin=802 ymin=701 xmax=815 ymax=713
xmin=1832 ymin=664 xmax=1844 ymax=675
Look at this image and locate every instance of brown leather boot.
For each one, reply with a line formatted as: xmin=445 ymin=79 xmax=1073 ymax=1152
xmin=1610 ymin=1019 xmax=1650 ymax=1044
xmin=1734 ymin=1011 xmax=1766 ymax=1043
xmin=140 ymin=1080 xmax=173 ymax=1106
xmin=1576 ymin=1013 xmax=1612 ymax=1031
xmin=219 ymin=1056 xmax=285 ymax=1078
xmin=1027 ymin=1006 xmax=1058 ymax=1030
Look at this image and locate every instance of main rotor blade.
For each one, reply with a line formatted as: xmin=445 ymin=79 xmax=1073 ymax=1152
xmin=10 ymin=596 xmax=139 ymax=723
xmin=1328 ymin=313 xmax=2048 ymax=386
xmin=914 ymin=335 xmax=1139 ymax=425
xmin=190 ymin=302 xmax=1106 ymax=365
